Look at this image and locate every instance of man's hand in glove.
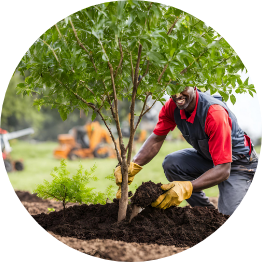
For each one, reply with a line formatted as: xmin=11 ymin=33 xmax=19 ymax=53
xmin=114 ymin=162 xmax=142 ymax=199
xmin=151 ymin=181 xmax=193 ymax=209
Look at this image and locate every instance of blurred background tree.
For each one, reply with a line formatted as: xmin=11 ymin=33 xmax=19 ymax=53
xmin=1 ymin=71 xmax=44 ymax=133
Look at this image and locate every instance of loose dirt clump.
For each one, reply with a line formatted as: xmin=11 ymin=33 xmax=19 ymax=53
xmin=130 ymin=181 xmax=163 ymax=207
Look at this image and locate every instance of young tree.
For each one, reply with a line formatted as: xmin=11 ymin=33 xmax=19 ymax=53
xmin=16 ymin=1 xmax=255 ymax=221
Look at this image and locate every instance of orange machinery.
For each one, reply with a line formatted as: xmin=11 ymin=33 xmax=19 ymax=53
xmin=54 ymin=121 xmax=118 ymax=160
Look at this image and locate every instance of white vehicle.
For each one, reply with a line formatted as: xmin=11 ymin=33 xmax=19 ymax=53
xmin=0 ymin=128 xmax=34 ymax=172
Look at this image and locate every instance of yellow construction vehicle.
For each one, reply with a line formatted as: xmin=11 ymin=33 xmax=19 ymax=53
xmin=54 ymin=121 xmax=118 ymax=160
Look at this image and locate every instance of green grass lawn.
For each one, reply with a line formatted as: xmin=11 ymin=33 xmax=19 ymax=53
xmin=7 ymin=139 xmax=220 ymax=207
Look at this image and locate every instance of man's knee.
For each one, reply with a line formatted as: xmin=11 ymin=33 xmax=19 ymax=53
xmin=163 ymin=154 xmax=177 ymax=172
xmin=162 ymin=153 xmax=181 ymax=182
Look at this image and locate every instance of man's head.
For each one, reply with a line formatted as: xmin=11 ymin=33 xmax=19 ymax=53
xmin=171 ymin=86 xmax=196 ymax=112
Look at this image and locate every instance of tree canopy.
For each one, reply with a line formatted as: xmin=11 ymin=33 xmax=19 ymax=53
xmin=17 ymin=1 xmax=255 ymax=122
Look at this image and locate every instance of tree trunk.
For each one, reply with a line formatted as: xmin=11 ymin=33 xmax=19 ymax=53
xmin=117 ymin=160 xmax=129 ymax=222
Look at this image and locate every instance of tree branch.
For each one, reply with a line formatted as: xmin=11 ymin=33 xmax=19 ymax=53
xmin=114 ymin=38 xmax=124 ymax=78
xmin=75 ymin=90 xmax=122 ymax=164
xmin=69 ymin=19 xmax=97 ymax=72
xmin=213 ymin=54 xmax=234 ymax=69
xmin=167 ymin=16 xmax=181 ymax=35
xmin=134 ymin=44 xmax=143 ymax=90
xmin=55 ymin=24 xmax=68 ymax=46
xmin=157 ymin=63 xmax=169 ymax=83
xmin=135 ymin=93 xmax=150 ymax=130
xmin=137 ymin=60 xmax=150 ymax=86
xmin=41 ymin=39 xmax=61 ymax=66
xmin=98 ymin=95 xmax=106 ymax=111
xmin=127 ymin=44 xmax=143 ymax=164
xmin=41 ymin=191 xmax=62 ymax=202
xmin=130 ymin=52 xmax=134 ymax=85
xmin=108 ymin=61 xmax=125 ymax=157
xmin=141 ymin=80 xmax=171 ymax=117
xmin=79 ymin=80 xmax=99 ymax=104
xmin=102 ymin=80 xmax=119 ymax=127
xmin=125 ymin=92 xmax=150 ymax=152
xmin=98 ymin=39 xmax=109 ymax=61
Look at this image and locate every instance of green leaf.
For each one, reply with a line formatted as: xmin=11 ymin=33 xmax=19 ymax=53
xmin=58 ymin=106 xmax=68 ymax=121
xmin=102 ymin=53 xmax=108 ymax=61
xmin=230 ymin=76 xmax=236 ymax=88
xmin=196 ymin=35 xmax=207 ymax=46
xmin=244 ymin=77 xmax=249 ymax=85
xmin=207 ymin=40 xmax=221 ymax=49
xmin=17 ymin=82 xmax=25 ymax=89
xmin=170 ymin=48 xmax=176 ymax=57
xmin=84 ymin=109 xmax=89 ymax=117
xmin=147 ymin=51 xmax=164 ymax=64
xmin=237 ymin=77 xmax=242 ymax=85
xmin=127 ymin=0 xmax=133 ymax=6
xmin=218 ymin=91 xmax=229 ymax=102
xmin=92 ymin=110 xmax=97 ymax=121
xmin=159 ymin=100 xmax=165 ymax=106
xmin=230 ymin=94 xmax=236 ymax=105
xmin=117 ymin=0 xmax=126 ymax=18
xmin=235 ymin=88 xmax=241 ymax=94
xmin=64 ymin=16 xmax=69 ymax=25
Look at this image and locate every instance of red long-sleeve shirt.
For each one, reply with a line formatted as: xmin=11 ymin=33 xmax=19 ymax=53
xmin=153 ymin=90 xmax=233 ymax=166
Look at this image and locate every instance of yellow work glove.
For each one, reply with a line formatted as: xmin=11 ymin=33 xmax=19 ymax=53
xmin=114 ymin=162 xmax=143 ymax=199
xmin=151 ymin=181 xmax=193 ymax=209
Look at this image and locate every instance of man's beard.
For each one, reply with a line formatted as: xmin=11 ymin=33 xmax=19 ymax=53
xmin=174 ymin=96 xmax=190 ymax=110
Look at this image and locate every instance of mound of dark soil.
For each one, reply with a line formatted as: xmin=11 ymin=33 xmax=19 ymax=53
xmin=130 ymin=181 xmax=164 ymax=207
xmin=33 ymin=198 xmax=229 ymax=247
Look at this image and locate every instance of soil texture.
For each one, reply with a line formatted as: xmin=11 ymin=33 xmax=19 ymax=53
xmin=130 ymin=181 xmax=164 ymax=207
xmin=16 ymin=188 xmax=223 ymax=261
xmin=33 ymin=197 xmax=228 ymax=247
xmin=16 ymin=190 xmax=189 ymax=261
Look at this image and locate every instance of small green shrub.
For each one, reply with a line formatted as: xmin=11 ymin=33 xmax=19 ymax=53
xmin=34 ymin=159 xmax=113 ymax=215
